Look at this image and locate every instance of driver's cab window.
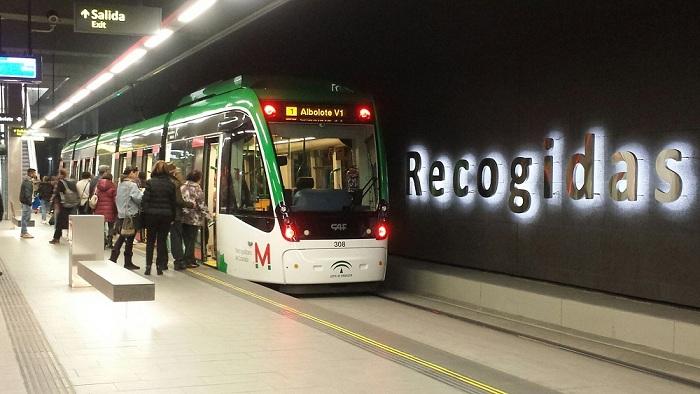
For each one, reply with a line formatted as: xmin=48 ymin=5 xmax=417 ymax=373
xmin=229 ymin=133 xmax=270 ymax=212
xmin=219 ymin=110 xmax=274 ymax=231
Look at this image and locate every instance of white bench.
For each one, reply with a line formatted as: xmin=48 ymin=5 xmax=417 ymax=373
xmin=77 ymin=260 xmax=154 ymax=302
xmin=10 ymin=202 xmax=35 ymax=227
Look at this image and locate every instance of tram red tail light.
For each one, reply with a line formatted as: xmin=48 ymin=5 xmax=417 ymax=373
xmin=357 ymin=106 xmax=372 ymax=122
xmin=375 ymin=223 xmax=388 ymax=240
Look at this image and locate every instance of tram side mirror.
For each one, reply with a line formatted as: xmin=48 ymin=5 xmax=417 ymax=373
xmin=277 ymin=155 xmax=288 ymax=166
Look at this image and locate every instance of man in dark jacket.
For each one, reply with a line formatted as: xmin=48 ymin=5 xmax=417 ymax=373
xmin=49 ymin=169 xmax=78 ymax=244
xmin=19 ymin=168 xmax=37 ymax=238
xmin=165 ymin=163 xmax=194 ymax=271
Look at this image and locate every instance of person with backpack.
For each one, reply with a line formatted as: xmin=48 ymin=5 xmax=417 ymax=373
xmin=49 ymin=168 xmax=79 ymax=244
xmin=93 ymin=173 xmax=118 ymax=249
xmin=75 ymin=172 xmax=93 ymax=214
xmin=19 ymin=168 xmax=37 ymax=239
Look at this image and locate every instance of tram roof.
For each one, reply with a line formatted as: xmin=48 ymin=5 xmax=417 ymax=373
xmin=119 ymin=114 xmax=168 ymax=139
xmin=98 ymin=129 xmax=122 ymax=144
xmin=177 ymin=75 xmax=370 ymax=107
xmin=61 ymin=134 xmax=88 ymax=153
xmin=73 ymin=136 xmax=98 ymax=150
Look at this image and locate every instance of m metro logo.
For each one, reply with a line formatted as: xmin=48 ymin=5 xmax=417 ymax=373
xmin=254 ymin=243 xmax=271 ymax=270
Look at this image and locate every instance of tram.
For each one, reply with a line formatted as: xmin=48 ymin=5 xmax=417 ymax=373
xmin=60 ymin=76 xmax=389 ymax=289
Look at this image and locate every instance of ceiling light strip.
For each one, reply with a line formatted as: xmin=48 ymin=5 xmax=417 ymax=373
xmin=31 ymin=0 xmax=220 ymax=129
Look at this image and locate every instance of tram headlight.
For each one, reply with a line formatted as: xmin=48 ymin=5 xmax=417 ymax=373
xmin=282 ymin=222 xmax=298 ymax=242
xmin=375 ymin=223 xmax=388 ymax=240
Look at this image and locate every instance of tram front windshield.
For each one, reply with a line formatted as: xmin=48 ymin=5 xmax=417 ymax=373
xmin=270 ymin=123 xmax=379 ymax=212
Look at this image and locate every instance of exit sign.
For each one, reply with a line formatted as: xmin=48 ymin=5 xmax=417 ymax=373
xmin=74 ymin=3 xmax=161 ymax=36
xmin=10 ymin=127 xmax=27 ymax=137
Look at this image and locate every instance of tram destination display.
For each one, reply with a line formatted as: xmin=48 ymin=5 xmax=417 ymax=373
xmin=261 ymin=101 xmax=373 ymax=124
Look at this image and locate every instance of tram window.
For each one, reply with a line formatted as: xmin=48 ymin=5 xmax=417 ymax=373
xmin=220 ymin=131 xmax=273 ymax=230
xmin=270 ymin=124 xmax=379 ymax=211
xmin=97 ymin=154 xmax=112 ymax=174
xmin=169 ymin=140 xmax=197 ymax=176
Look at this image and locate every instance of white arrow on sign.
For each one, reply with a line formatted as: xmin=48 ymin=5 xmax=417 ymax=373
xmin=81 ymin=9 xmax=90 ymax=19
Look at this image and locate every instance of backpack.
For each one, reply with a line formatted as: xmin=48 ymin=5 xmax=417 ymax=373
xmin=60 ymin=180 xmax=80 ymax=208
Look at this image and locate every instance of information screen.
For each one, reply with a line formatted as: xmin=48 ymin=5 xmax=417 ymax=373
xmin=0 ymin=56 xmax=41 ymax=82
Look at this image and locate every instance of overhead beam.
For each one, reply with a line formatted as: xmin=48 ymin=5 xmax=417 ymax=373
xmin=0 ymin=12 xmax=74 ymax=26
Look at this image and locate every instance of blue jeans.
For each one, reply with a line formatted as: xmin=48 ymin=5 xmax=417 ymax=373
xmin=40 ymin=199 xmax=50 ymax=221
xmin=21 ymin=204 xmax=32 ymax=234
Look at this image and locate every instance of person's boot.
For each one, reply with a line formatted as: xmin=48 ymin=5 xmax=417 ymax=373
xmin=156 ymin=264 xmax=164 ymax=275
xmin=109 ymin=249 xmax=119 ymax=264
xmin=123 ymin=253 xmax=140 ymax=270
xmin=144 ymin=264 xmax=152 ymax=276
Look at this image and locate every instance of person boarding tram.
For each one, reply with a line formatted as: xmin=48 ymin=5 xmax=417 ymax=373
xmin=141 ymin=161 xmax=177 ymax=275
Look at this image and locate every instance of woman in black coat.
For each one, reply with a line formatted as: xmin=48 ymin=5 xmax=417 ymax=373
xmin=141 ymin=160 xmax=177 ymax=275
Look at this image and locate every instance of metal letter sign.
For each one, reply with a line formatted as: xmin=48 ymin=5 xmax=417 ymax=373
xmin=74 ymin=3 xmax=162 ymax=36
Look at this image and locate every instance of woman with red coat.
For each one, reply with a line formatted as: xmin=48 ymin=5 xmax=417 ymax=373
xmin=94 ymin=173 xmax=118 ymax=248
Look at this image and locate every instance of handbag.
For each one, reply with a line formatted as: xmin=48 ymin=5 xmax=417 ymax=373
xmin=88 ymin=189 xmax=98 ymax=210
xmin=120 ymin=216 xmax=136 ymax=236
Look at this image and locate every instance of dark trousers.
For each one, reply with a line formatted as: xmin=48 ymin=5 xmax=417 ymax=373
xmin=170 ymin=221 xmax=184 ymax=264
xmin=110 ymin=219 xmax=135 ymax=265
xmin=146 ymin=221 xmax=170 ymax=268
xmin=105 ymin=221 xmax=115 ymax=247
xmin=52 ymin=208 xmax=72 ymax=240
xmin=182 ymin=223 xmax=199 ymax=265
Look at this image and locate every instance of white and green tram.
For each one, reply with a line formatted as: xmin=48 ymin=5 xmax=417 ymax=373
xmin=61 ymin=76 xmax=389 ymax=290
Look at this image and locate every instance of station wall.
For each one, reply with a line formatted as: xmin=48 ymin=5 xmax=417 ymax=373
xmin=89 ymin=1 xmax=700 ymax=307
xmin=374 ymin=2 xmax=700 ymax=308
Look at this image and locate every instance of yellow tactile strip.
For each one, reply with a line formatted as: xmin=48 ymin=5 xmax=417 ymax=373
xmin=188 ymin=268 xmax=510 ymax=394
xmin=0 ymin=258 xmax=74 ymax=394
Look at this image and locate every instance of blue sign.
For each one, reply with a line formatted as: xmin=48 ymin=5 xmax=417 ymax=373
xmin=0 ymin=56 xmax=41 ymax=82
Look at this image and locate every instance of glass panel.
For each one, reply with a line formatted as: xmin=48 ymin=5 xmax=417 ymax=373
xmin=145 ymin=153 xmax=154 ymax=179
xmin=269 ymin=123 xmax=378 ymax=211
xmin=205 ymin=142 xmax=219 ymax=265
xmin=97 ymin=154 xmax=112 ymax=174
xmin=220 ymin=128 xmax=272 ymax=218
xmin=168 ymin=140 xmax=195 ymax=176
xmin=229 ymin=133 xmax=270 ymax=212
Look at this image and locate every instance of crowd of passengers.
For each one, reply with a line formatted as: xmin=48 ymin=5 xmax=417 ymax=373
xmin=19 ymin=160 xmax=208 ymax=275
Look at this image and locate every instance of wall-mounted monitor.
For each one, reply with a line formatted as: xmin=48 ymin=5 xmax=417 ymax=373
xmin=0 ymin=55 xmax=41 ymax=83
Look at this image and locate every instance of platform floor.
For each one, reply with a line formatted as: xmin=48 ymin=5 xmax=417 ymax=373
xmin=0 ymin=216 xmax=698 ymax=393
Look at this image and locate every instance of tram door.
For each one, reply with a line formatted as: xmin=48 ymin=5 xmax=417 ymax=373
xmin=117 ymin=153 xmax=127 ymax=176
xmin=142 ymin=151 xmax=154 ymax=179
xmin=201 ymin=137 xmax=219 ymax=268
